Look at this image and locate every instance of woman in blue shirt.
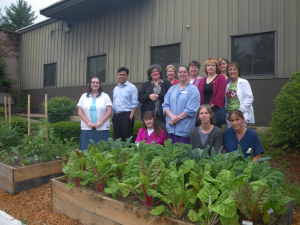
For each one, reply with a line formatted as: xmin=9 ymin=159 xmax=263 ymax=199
xmin=162 ymin=65 xmax=200 ymax=144
xmin=223 ymin=109 xmax=264 ymax=162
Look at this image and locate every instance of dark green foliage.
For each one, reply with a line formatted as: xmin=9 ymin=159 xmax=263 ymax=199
xmin=0 ymin=119 xmax=21 ymax=149
xmin=0 ymin=0 xmax=37 ymax=31
xmin=11 ymin=116 xmax=28 ymax=134
xmin=0 ymin=42 xmax=16 ymax=92
xmin=51 ymin=121 xmax=80 ymax=143
xmin=42 ymin=96 xmax=77 ymax=123
xmin=270 ymin=71 xmax=300 ymax=148
xmin=12 ymin=91 xmax=27 ymax=107
xmin=0 ymin=107 xmax=5 ymax=117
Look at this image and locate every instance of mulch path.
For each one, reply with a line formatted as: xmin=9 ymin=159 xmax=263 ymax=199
xmin=0 ymin=183 xmax=81 ymax=225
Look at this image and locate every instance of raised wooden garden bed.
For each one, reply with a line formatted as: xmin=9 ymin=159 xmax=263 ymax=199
xmin=51 ymin=176 xmax=191 ymax=225
xmin=51 ymin=176 xmax=294 ymax=225
xmin=0 ymin=160 xmax=66 ymax=195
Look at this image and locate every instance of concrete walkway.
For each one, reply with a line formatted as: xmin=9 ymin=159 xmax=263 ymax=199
xmin=0 ymin=210 xmax=23 ymax=225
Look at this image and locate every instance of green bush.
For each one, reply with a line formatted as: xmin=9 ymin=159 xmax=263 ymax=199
xmin=0 ymin=107 xmax=5 ymax=117
xmin=270 ymin=71 xmax=300 ymax=149
xmin=11 ymin=117 xmax=28 ymax=134
xmin=42 ymin=96 xmax=77 ymax=123
xmin=12 ymin=91 xmax=27 ymax=107
xmin=0 ymin=119 xmax=21 ymax=149
xmin=51 ymin=121 xmax=81 ymax=143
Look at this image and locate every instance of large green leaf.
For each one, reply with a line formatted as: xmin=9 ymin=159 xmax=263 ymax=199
xmin=151 ymin=205 xmax=167 ymax=216
xmin=208 ymin=197 xmax=236 ymax=218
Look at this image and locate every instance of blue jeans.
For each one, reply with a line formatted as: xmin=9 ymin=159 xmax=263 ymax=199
xmin=212 ymin=107 xmax=226 ymax=129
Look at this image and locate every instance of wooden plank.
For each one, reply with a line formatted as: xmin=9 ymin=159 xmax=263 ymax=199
xmin=0 ymin=163 xmax=14 ymax=182
xmin=52 ymin=177 xmax=192 ymax=225
xmin=14 ymin=172 xmax=64 ymax=195
xmin=0 ymin=176 xmax=13 ymax=194
xmin=53 ymin=196 xmax=118 ymax=225
xmin=13 ymin=160 xmax=66 ymax=183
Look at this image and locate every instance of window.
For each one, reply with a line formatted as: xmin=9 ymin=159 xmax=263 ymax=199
xmin=232 ymin=32 xmax=275 ymax=76
xmin=44 ymin=63 xmax=56 ymax=87
xmin=151 ymin=43 xmax=180 ymax=77
xmin=87 ymin=55 xmax=106 ymax=84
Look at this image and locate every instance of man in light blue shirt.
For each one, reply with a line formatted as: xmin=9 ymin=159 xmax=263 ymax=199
xmin=112 ymin=67 xmax=139 ymax=142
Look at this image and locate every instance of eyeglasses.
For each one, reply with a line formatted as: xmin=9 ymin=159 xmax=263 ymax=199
xmin=91 ymin=81 xmax=99 ymax=84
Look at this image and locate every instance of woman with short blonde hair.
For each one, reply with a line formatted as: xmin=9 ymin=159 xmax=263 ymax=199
xmin=197 ymin=58 xmax=227 ymax=128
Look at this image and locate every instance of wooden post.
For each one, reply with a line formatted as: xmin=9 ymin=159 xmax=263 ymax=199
xmin=8 ymin=97 xmax=11 ymax=127
xmin=28 ymin=94 xmax=30 ymax=135
xmin=4 ymin=97 xmax=7 ymax=123
xmin=45 ymin=94 xmax=48 ymax=141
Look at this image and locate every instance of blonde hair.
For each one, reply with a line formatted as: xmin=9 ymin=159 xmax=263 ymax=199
xmin=204 ymin=58 xmax=221 ymax=75
xmin=166 ymin=64 xmax=177 ymax=74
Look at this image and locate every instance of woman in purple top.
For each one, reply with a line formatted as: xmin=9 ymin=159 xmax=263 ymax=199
xmin=218 ymin=57 xmax=231 ymax=85
xmin=135 ymin=111 xmax=167 ymax=146
xmin=188 ymin=60 xmax=202 ymax=87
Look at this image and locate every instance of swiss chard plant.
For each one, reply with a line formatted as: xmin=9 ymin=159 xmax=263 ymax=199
xmin=62 ymin=150 xmax=86 ymax=189
xmin=118 ymin=157 xmax=164 ymax=206
xmin=147 ymin=163 xmax=197 ymax=218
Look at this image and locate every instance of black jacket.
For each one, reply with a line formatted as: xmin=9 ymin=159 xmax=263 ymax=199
xmin=138 ymin=79 xmax=172 ymax=122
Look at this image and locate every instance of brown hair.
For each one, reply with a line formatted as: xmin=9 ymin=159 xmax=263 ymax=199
xmin=228 ymin=109 xmax=244 ymax=121
xmin=142 ymin=111 xmax=161 ymax=136
xmin=227 ymin=62 xmax=241 ymax=77
xmin=188 ymin=60 xmax=201 ymax=69
xmin=86 ymin=77 xmax=102 ymax=98
xmin=204 ymin=58 xmax=221 ymax=75
xmin=196 ymin=105 xmax=216 ymax=125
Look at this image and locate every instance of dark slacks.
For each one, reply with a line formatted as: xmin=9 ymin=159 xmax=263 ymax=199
xmin=112 ymin=112 xmax=134 ymax=142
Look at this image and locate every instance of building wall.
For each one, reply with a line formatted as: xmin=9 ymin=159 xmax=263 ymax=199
xmin=0 ymin=29 xmax=20 ymax=92
xmin=19 ymin=0 xmax=300 ymax=124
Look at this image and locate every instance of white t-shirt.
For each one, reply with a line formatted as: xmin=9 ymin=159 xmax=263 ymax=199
xmin=77 ymin=92 xmax=112 ymax=130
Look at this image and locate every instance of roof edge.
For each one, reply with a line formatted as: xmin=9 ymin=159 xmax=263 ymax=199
xmin=16 ymin=19 xmax=58 ymax=34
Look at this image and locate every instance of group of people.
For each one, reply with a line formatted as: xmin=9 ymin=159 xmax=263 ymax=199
xmin=77 ymin=57 xmax=264 ymax=162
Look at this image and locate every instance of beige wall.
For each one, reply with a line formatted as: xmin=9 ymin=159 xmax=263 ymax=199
xmin=20 ymin=0 xmax=300 ymax=90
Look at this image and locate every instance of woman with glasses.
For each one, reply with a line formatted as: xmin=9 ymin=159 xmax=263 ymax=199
xmin=77 ymin=77 xmax=112 ymax=151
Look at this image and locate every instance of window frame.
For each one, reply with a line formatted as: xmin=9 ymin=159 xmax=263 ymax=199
xmin=231 ymin=31 xmax=275 ymax=78
xmin=43 ymin=63 xmax=56 ymax=88
xmin=150 ymin=43 xmax=181 ymax=78
xmin=86 ymin=54 xmax=107 ymax=85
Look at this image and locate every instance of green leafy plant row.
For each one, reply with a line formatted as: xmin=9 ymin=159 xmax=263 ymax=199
xmin=63 ymin=139 xmax=293 ymax=224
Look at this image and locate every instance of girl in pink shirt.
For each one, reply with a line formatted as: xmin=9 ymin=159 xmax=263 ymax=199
xmin=135 ymin=111 xmax=167 ymax=146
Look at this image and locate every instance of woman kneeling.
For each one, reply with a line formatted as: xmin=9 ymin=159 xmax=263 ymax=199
xmin=190 ymin=105 xmax=223 ymax=156
xmin=223 ymin=110 xmax=264 ymax=162
xmin=135 ymin=111 xmax=167 ymax=146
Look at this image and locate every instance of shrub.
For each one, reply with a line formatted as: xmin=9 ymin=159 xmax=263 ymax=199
xmin=270 ymin=71 xmax=300 ymax=148
xmin=0 ymin=107 xmax=5 ymax=117
xmin=11 ymin=117 xmax=28 ymax=134
xmin=0 ymin=119 xmax=21 ymax=149
xmin=12 ymin=91 xmax=27 ymax=107
xmin=51 ymin=121 xmax=81 ymax=143
xmin=42 ymin=96 xmax=77 ymax=123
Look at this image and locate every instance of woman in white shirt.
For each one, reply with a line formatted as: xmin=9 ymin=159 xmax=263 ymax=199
xmin=225 ymin=62 xmax=254 ymax=128
xmin=77 ymin=77 xmax=112 ymax=151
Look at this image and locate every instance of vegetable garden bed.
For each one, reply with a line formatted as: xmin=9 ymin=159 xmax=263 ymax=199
xmin=51 ymin=176 xmax=190 ymax=225
xmin=0 ymin=159 xmax=66 ymax=195
xmin=51 ymin=176 xmax=294 ymax=225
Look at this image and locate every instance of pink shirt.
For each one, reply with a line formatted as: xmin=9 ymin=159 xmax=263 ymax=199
xmin=135 ymin=128 xmax=168 ymax=146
